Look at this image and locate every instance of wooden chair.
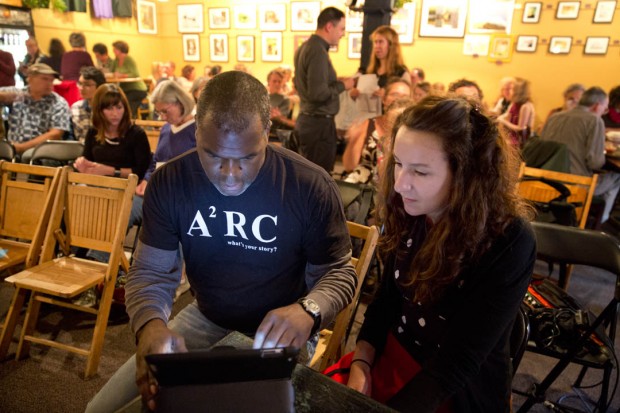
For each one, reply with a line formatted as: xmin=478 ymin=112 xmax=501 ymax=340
xmin=518 ymin=166 xmax=598 ymax=230
xmin=135 ymin=119 xmax=165 ymax=152
xmin=0 ymin=161 xmax=61 ymax=275
xmin=0 ymin=168 xmax=138 ymax=377
xmin=310 ymin=221 xmax=379 ymax=372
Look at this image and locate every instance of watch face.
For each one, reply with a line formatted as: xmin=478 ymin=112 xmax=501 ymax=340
xmin=302 ymin=299 xmax=320 ymax=317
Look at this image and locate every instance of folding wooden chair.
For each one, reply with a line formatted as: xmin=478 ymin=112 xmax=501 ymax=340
xmin=0 ymin=167 xmax=137 ymax=377
xmin=134 ymin=119 xmax=165 ymax=152
xmin=311 ymin=221 xmax=379 ymax=372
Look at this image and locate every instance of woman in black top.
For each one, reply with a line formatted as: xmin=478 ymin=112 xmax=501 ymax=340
xmin=345 ymin=96 xmax=536 ymax=412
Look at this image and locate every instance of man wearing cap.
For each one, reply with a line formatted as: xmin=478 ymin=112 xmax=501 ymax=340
xmin=0 ymin=63 xmax=71 ymax=155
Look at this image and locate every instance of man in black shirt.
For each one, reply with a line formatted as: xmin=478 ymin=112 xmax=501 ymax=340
xmin=294 ymin=7 xmax=354 ymax=173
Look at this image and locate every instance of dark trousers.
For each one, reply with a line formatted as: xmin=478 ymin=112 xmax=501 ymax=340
xmin=295 ymin=114 xmax=337 ymax=173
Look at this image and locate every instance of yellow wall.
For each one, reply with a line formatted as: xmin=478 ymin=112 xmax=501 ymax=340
xmin=30 ymin=0 xmax=619 ymax=127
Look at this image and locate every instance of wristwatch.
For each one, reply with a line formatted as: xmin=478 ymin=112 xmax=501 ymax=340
xmin=113 ymin=169 xmax=121 ymax=178
xmin=298 ymin=298 xmax=321 ymax=336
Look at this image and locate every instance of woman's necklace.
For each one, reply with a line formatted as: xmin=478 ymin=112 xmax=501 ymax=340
xmin=104 ymin=130 xmax=120 ymax=145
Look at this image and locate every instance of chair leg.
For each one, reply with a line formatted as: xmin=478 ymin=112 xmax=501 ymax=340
xmin=0 ymin=287 xmax=28 ymax=359
xmin=84 ymin=280 xmax=115 ymax=378
xmin=16 ymin=292 xmax=42 ymax=360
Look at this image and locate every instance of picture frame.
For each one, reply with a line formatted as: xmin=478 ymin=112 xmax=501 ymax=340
xmin=209 ymin=7 xmax=230 ymax=30
xmin=584 ymin=36 xmax=610 ymax=54
xmin=522 ymin=2 xmax=542 ymax=23
xmin=262 ymin=32 xmax=283 ymax=62
xmin=549 ymin=36 xmax=573 ymax=54
xmin=294 ymin=35 xmax=310 ymax=52
xmin=515 ymin=35 xmax=538 ymax=52
xmin=593 ymin=0 xmax=616 ymax=23
xmin=291 ymin=2 xmax=321 ymax=31
xmin=177 ymin=4 xmax=203 ymax=33
xmin=210 ymin=34 xmax=228 ymax=62
xmin=137 ymin=0 xmax=157 ymax=35
xmin=391 ymin=2 xmax=416 ymax=44
xmin=348 ymin=33 xmax=362 ymax=59
xmin=346 ymin=8 xmax=364 ymax=32
xmin=556 ymin=1 xmax=580 ymax=19
xmin=259 ymin=4 xmax=286 ymax=31
xmin=462 ymin=34 xmax=490 ymax=56
xmin=233 ymin=4 xmax=257 ymax=29
xmin=468 ymin=0 xmax=515 ymax=34
xmin=237 ymin=35 xmax=255 ymax=62
xmin=182 ymin=34 xmax=200 ymax=62
xmin=488 ymin=34 xmax=513 ymax=62
xmin=419 ymin=0 xmax=468 ymax=38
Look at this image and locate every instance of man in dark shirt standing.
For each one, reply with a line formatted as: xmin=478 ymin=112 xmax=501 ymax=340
xmin=294 ymin=7 xmax=354 ymax=173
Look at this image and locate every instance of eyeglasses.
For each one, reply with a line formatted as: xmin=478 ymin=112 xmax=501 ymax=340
xmin=154 ymin=102 xmax=179 ymax=117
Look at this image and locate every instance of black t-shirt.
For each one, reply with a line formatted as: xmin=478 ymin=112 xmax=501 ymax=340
xmin=141 ymin=145 xmax=350 ymax=333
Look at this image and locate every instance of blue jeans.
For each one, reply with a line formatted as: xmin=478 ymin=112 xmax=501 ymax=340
xmin=85 ymin=301 xmax=316 ymax=413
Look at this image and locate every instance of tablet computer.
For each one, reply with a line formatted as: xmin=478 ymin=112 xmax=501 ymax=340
xmin=146 ymin=346 xmax=299 ymax=413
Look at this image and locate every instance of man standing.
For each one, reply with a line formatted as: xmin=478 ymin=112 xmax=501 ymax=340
xmin=0 ymin=63 xmax=71 ymax=155
xmin=294 ymin=7 xmax=354 ymax=173
xmin=541 ymin=87 xmax=620 ymax=222
xmin=85 ymin=71 xmax=357 ymax=413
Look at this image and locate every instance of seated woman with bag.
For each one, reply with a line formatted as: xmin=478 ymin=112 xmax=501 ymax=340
xmin=338 ymin=96 xmax=536 ymax=412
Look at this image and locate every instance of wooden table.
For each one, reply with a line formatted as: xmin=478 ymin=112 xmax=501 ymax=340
xmin=115 ymin=332 xmax=395 ymax=413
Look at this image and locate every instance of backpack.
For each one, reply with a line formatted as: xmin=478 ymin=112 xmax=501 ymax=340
xmin=521 ymin=176 xmax=580 ymax=227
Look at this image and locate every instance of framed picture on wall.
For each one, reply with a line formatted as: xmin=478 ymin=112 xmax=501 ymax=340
xmin=468 ymin=0 xmax=515 ymax=34
xmin=262 ymin=32 xmax=283 ymax=62
xmin=182 ymin=34 xmax=200 ymax=62
xmin=237 ymin=35 xmax=255 ymax=62
xmin=462 ymin=34 xmax=490 ymax=56
xmin=233 ymin=4 xmax=257 ymax=29
xmin=549 ymin=36 xmax=572 ymax=54
xmin=488 ymin=34 xmax=513 ymax=62
xmin=294 ymin=35 xmax=310 ymax=52
xmin=259 ymin=4 xmax=286 ymax=31
xmin=391 ymin=2 xmax=416 ymax=44
xmin=348 ymin=33 xmax=362 ymax=59
xmin=584 ymin=36 xmax=610 ymax=54
xmin=556 ymin=1 xmax=580 ymax=19
xmin=137 ymin=0 xmax=157 ymax=35
xmin=515 ymin=35 xmax=538 ymax=52
xmin=210 ymin=34 xmax=228 ymax=62
xmin=209 ymin=8 xmax=230 ymax=30
xmin=291 ymin=2 xmax=321 ymax=31
xmin=522 ymin=2 xmax=542 ymax=23
xmin=346 ymin=8 xmax=364 ymax=32
xmin=419 ymin=0 xmax=467 ymax=38
xmin=177 ymin=4 xmax=203 ymax=33
xmin=593 ymin=0 xmax=616 ymax=23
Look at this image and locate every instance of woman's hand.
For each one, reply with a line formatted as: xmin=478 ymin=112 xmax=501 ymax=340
xmin=73 ymin=157 xmax=113 ymax=176
xmin=347 ymin=360 xmax=372 ymax=396
xmin=349 ymin=88 xmax=360 ymax=100
xmin=135 ymin=180 xmax=148 ymax=197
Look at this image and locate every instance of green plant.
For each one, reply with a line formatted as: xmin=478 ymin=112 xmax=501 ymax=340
xmin=22 ymin=0 xmax=67 ymax=12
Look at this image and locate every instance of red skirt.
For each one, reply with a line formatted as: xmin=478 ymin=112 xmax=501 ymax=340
xmin=324 ymin=332 xmax=453 ymax=412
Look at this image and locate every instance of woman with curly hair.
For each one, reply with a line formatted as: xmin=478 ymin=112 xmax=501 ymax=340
xmin=344 ymin=96 xmax=535 ymax=412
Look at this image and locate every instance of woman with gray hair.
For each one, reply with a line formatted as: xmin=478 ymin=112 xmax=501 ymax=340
xmin=135 ymin=80 xmax=196 ymax=197
xmin=60 ymin=32 xmax=94 ymax=81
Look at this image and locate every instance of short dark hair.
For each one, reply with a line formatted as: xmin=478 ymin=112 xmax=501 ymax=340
xmin=448 ymin=78 xmax=484 ymax=100
xmin=80 ymin=66 xmax=106 ymax=87
xmin=317 ymin=7 xmax=345 ymax=30
xmin=112 ymin=40 xmax=129 ymax=54
xmin=608 ymin=85 xmax=620 ymax=109
xmin=48 ymin=38 xmax=65 ymax=58
xmin=92 ymin=43 xmax=108 ymax=55
xmin=196 ymin=71 xmax=270 ymax=134
xmin=69 ymin=32 xmax=86 ymax=48
xmin=579 ymin=87 xmax=607 ymax=107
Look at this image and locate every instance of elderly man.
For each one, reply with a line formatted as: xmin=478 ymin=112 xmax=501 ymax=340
xmin=85 ymin=71 xmax=357 ymax=413
xmin=541 ymin=87 xmax=620 ymax=222
xmin=0 ymin=63 xmax=71 ymax=155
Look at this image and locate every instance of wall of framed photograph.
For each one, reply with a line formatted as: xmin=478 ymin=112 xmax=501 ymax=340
xmin=210 ymin=34 xmax=228 ymax=62
xmin=391 ymin=2 xmax=416 ymax=44
xmin=593 ymin=0 xmax=616 ymax=23
xmin=522 ymin=2 xmax=542 ymax=23
xmin=419 ymin=0 xmax=467 ymax=38
xmin=259 ymin=4 xmax=286 ymax=31
xmin=468 ymin=0 xmax=515 ymax=34
xmin=462 ymin=34 xmax=490 ymax=56
xmin=137 ymin=0 xmax=157 ymax=35
xmin=182 ymin=34 xmax=200 ymax=62
xmin=548 ymin=36 xmax=573 ymax=54
xmin=348 ymin=33 xmax=362 ymax=59
xmin=290 ymin=2 xmax=320 ymax=32
xmin=177 ymin=4 xmax=203 ymax=33
xmin=233 ymin=4 xmax=257 ymax=29
xmin=556 ymin=1 xmax=581 ymax=19
xmin=488 ymin=34 xmax=513 ymax=62
xmin=237 ymin=35 xmax=255 ymax=62
xmin=584 ymin=36 xmax=610 ymax=55
xmin=515 ymin=35 xmax=538 ymax=52
xmin=209 ymin=8 xmax=230 ymax=30
xmin=262 ymin=32 xmax=282 ymax=62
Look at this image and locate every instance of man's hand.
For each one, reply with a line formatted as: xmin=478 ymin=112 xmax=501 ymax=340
xmin=253 ymin=303 xmax=314 ymax=350
xmin=135 ymin=319 xmax=187 ymax=411
xmin=340 ymin=77 xmax=355 ymax=91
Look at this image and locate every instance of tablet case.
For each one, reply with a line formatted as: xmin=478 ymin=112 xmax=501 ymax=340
xmin=146 ymin=346 xmax=299 ymax=413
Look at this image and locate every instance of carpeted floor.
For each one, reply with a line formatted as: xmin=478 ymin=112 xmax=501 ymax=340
xmin=1 ymin=249 xmax=620 ymax=413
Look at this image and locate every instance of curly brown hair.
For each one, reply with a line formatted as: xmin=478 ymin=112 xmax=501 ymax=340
xmin=377 ymin=95 xmax=531 ymax=302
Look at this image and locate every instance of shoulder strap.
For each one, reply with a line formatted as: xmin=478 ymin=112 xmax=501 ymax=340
xmin=521 ymin=176 xmax=572 ymax=201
